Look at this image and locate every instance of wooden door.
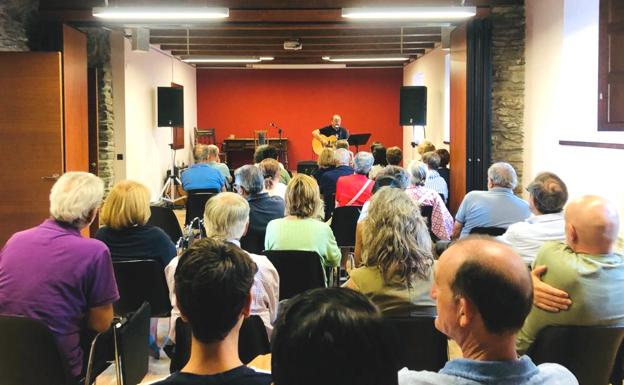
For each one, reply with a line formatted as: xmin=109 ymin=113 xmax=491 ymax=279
xmin=0 ymin=53 xmax=64 ymax=245
xmin=449 ymin=24 xmax=468 ymax=215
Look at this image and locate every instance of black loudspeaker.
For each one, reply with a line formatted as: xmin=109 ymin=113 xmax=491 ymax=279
xmin=157 ymin=87 xmax=184 ymax=127
xmin=400 ymin=86 xmax=427 ymax=126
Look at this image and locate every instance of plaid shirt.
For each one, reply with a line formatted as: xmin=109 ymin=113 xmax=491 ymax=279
xmin=424 ymin=169 xmax=448 ymax=203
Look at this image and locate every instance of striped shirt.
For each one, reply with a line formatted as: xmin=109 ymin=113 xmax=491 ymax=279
xmin=424 ymin=169 xmax=448 ymax=203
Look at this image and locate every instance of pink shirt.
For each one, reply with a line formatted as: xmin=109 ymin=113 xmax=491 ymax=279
xmin=405 ymin=185 xmax=454 ymax=240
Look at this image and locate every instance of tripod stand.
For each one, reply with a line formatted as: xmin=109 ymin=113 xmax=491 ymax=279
xmin=160 ymin=144 xmax=185 ymax=206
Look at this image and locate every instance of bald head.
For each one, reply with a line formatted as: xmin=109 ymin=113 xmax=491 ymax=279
xmin=564 ymin=195 xmax=620 ymax=255
xmin=332 ymin=114 xmax=342 ymax=128
xmin=436 ymin=237 xmax=532 ymax=336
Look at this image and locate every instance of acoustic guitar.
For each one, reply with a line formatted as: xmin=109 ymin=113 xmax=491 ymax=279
xmin=312 ymin=134 xmax=338 ymax=155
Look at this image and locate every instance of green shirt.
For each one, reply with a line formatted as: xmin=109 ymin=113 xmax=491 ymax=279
xmin=516 ymin=241 xmax=624 ymax=354
xmin=264 ymin=217 xmax=341 ymax=277
xmin=349 ymin=266 xmax=435 ymax=316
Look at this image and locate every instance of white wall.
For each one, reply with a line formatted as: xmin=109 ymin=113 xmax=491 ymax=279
xmin=524 ymin=0 xmax=624 ymax=242
xmin=116 ymin=39 xmax=196 ymax=200
xmin=402 ymin=48 xmax=450 ymax=162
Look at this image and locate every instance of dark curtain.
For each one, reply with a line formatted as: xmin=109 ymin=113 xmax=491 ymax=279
xmin=465 ymin=18 xmax=492 ymax=192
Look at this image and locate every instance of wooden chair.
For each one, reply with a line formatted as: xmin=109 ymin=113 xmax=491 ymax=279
xmin=194 ymin=127 xmax=216 ymax=145
xmin=254 ymin=130 xmax=268 ymax=148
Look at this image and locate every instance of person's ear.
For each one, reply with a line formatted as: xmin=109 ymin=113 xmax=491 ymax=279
xmin=242 ymin=291 xmax=252 ymax=318
xmin=457 ymin=297 xmax=474 ymax=328
xmin=566 ymin=223 xmax=578 ymax=244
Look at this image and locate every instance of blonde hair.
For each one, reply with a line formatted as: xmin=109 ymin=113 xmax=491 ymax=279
xmin=194 ymin=144 xmax=209 ymax=162
xmin=417 ymin=140 xmax=436 ymax=156
xmin=317 ymin=148 xmax=336 ymax=168
xmin=206 ymin=144 xmax=220 ymax=159
xmin=50 ymin=172 xmax=104 ymax=228
xmin=203 ymin=192 xmax=250 ymax=241
xmin=285 ymin=174 xmax=324 ymax=219
xmin=259 ymin=158 xmax=280 ymax=190
xmin=362 ymin=187 xmax=433 ymax=285
xmin=100 ymin=180 xmax=151 ymax=229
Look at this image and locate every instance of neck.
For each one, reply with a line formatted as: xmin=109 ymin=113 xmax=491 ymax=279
xmin=182 ymin=329 xmax=243 ymax=375
xmin=459 ymin=332 xmax=518 ymax=362
xmin=572 ymin=243 xmax=612 ymax=255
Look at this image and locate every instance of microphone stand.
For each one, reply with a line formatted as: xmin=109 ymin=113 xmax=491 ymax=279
xmin=270 ymin=122 xmax=285 ymax=165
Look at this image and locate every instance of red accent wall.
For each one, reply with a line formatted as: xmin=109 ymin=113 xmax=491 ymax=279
xmin=196 ymin=68 xmax=403 ymax=169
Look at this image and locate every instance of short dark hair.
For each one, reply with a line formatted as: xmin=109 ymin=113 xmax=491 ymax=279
xmin=372 ymin=146 xmax=387 ymax=166
xmin=386 ymin=146 xmax=403 ymax=166
xmin=175 ymin=238 xmax=257 ymax=344
xmin=436 ymin=149 xmax=450 ymax=168
xmin=422 ymin=151 xmax=441 ymax=169
xmin=451 ymin=259 xmax=532 ymax=334
xmin=272 ymin=288 xmax=398 ymax=385
xmin=526 ymin=172 xmax=568 ymax=214
xmin=253 ymin=144 xmax=278 ymax=163
xmin=370 ymin=141 xmax=383 ymax=152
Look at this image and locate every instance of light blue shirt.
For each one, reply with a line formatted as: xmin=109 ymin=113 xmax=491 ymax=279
xmin=455 ymin=187 xmax=530 ymax=237
xmin=181 ymin=163 xmax=225 ymax=191
xmin=398 ymin=355 xmax=577 ymax=385
xmin=424 ymin=169 xmax=448 ymax=203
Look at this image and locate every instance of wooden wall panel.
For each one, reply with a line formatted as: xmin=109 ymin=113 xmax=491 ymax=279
xmin=62 ymin=24 xmax=89 ymax=171
xmin=449 ymin=24 xmax=468 ymax=215
xmin=0 ymin=53 xmax=64 ymax=245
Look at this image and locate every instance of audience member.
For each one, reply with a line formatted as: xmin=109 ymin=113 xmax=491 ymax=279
xmin=96 ymin=180 xmax=176 ymax=267
xmin=498 ymin=172 xmax=568 ymax=265
xmin=516 ymin=195 xmax=624 ymax=354
xmin=386 ymin=146 xmax=403 ymax=166
xmin=346 ymin=188 xmax=435 ymax=316
xmin=312 ymin=147 xmax=336 ymax=183
xmin=335 ymin=139 xmax=354 ymax=167
xmin=265 ymin=174 xmax=341 ymax=284
xmin=405 ymin=161 xmax=453 ymax=241
xmin=259 ymin=158 xmax=287 ymax=200
xmin=165 ymin=192 xmax=279 ymax=345
xmin=452 ymin=162 xmax=530 ymax=238
xmin=205 ymin=144 xmax=232 ymax=185
xmin=181 ymin=145 xmax=226 ymax=192
xmin=399 ymin=237 xmax=577 ymax=385
xmin=369 ymin=145 xmax=387 ymax=179
xmin=358 ymin=165 xmax=410 ymax=222
xmin=272 ymin=288 xmax=398 ymax=385
xmin=319 ymin=148 xmax=354 ymax=219
xmin=235 ymin=165 xmax=285 ymax=254
xmin=422 ymin=151 xmax=448 ymax=204
xmin=155 ymin=238 xmax=272 ymax=385
xmin=370 ymin=141 xmax=383 ymax=152
xmin=435 ymin=148 xmax=450 ymax=193
xmin=254 ymin=144 xmax=290 ymax=185
xmin=335 ymin=151 xmax=374 ymax=207
xmin=416 ymin=140 xmax=435 ymax=159
xmin=0 ymin=172 xmax=118 ymax=379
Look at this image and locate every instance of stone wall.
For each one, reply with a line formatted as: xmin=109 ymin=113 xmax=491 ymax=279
xmin=85 ymin=28 xmax=115 ymax=193
xmin=0 ymin=0 xmax=38 ymax=51
xmin=490 ymin=5 xmax=526 ymax=189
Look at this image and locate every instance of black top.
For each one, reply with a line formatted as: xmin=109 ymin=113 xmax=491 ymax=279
xmin=319 ymin=125 xmax=349 ymax=140
xmin=153 ymin=366 xmax=272 ymax=385
xmin=318 ymin=165 xmax=354 ymax=196
xmin=312 ymin=166 xmax=335 ymax=184
xmin=95 ymin=225 xmax=177 ymax=268
xmin=240 ymin=192 xmax=285 ymax=253
xmin=437 ymin=167 xmax=450 ymax=192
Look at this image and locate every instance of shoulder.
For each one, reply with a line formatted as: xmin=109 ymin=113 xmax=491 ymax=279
xmin=144 ymin=226 xmax=176 ymax=244
xmin=398 ymin=367 xmax=452 ymax=385
xmin=534 ymin=363 xmax=578 ymax=383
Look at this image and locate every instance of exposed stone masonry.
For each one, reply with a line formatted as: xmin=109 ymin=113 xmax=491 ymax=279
xmin=490 ymin=5 xmax=526 ymax=190
xmin=85 ymin=28 xmax=115 ymax=194
xmin=0 ymin=0 xmax=38 ymax=51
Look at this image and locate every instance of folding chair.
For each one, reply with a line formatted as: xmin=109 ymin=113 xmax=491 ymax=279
xmin=330 ymin=206 xmax=362 ymax=248
xmin=185 ymin=189 xmax=218 ymax=226
xmin=263 ymin=250 xmax=326 ymax=300
xmin=470 ymin=226 xmax=506 ymax=236
xmin=146 ymin=205 xmax=183 ymax=244
xmin=112 ymin=259 xmax=172 ymax=318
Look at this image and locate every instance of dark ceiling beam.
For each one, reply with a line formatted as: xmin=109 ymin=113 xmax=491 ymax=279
xmin=150 ymin=26 xmax=443 ymax=35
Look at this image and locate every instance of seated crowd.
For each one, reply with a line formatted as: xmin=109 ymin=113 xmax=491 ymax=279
xmin=1 ymin=139 xmax=623 ymax=385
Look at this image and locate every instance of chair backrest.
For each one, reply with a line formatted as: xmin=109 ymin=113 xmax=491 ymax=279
xmin=240 ymin=229 xmax=266 ymax=255
xmin=112 ymin=259 xmax=172 ymax=317
xmin=0 ymin=315 xmax=76 ymax=385
xmin=323 ymin=193 xmax=336 ymax=222
xmin=263 ymin=250 xmax=326 ymax=300
xmin=147 ymin=205 xmax=183 ymax=244
xmin=419 ymin=205 xmax=436 ymax=239
xmin=470 ymin=226 xmax=506 ymax=236
xmin=297 ymin=160 xmax=319 ymax=176
xmin=385 ymin=316 xmax=448 ymax=372
xmin=526 ymin=325 xmax=624 ymax=385
xmin=330 ymin=206 xmax=362 ymax=248
xmin=185 ymin=189 xmax=218 ymax=226
xmin=171 ymin=315 xmax=270 ymax=373
xmin=118 ymin=301 xmax=151 ymax=385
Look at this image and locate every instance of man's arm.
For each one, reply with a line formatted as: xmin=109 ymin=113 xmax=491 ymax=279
xmin=451 ymin=221 xmax=464 ymax=240
xmin=87 ymin=303 xmax=114 ymax=333
xmin=312 ymin=129 xmax=327 ymax=145
xmin=531 ymin=265 xmax=572 ymax=312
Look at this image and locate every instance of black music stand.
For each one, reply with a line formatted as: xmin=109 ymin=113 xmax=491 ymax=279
xmin=347 ymin=133 xmax=371 ymax=153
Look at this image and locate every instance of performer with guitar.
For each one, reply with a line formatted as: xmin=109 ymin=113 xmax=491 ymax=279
xmin=312 ymin=114 xmax=349 ymax=155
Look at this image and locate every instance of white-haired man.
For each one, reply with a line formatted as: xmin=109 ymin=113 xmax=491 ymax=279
xmin=165 ymin=192 xmax=279 ymax=345
xmin=0 ymin=172 xmax=119 ymax=380
xmin=335 ymin=151 xmax=374 ymax=207
xmin=452 ymin=162 xmax=530 ymax=239
xmin=319 ymin=148 xmax=355 ymax=219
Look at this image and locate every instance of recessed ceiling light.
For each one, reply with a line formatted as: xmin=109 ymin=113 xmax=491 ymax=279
xmin=322 ymin=56 xmax=409 ymax=62
xmin=342 ymin=7 xmax=476 ymax=20
xmin=92 ymin=7 xmax=229 ymax=21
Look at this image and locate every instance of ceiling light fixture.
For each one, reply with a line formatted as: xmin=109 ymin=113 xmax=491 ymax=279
xmin=92 ymin=7 xmax=229 ymax=20
xmin=250 ymin=64 xmax=347 ymax=69
xmin=322 ymin=56 xmax=409 ymax=62
xmin=341 ymin=7 xmax=476 ymax=20
xmin=181 ymin=56 xmax=274 ymax=63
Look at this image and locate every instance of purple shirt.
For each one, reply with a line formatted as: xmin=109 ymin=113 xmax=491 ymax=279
xmin=0 ymin=219 xmax=119 ymax=377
